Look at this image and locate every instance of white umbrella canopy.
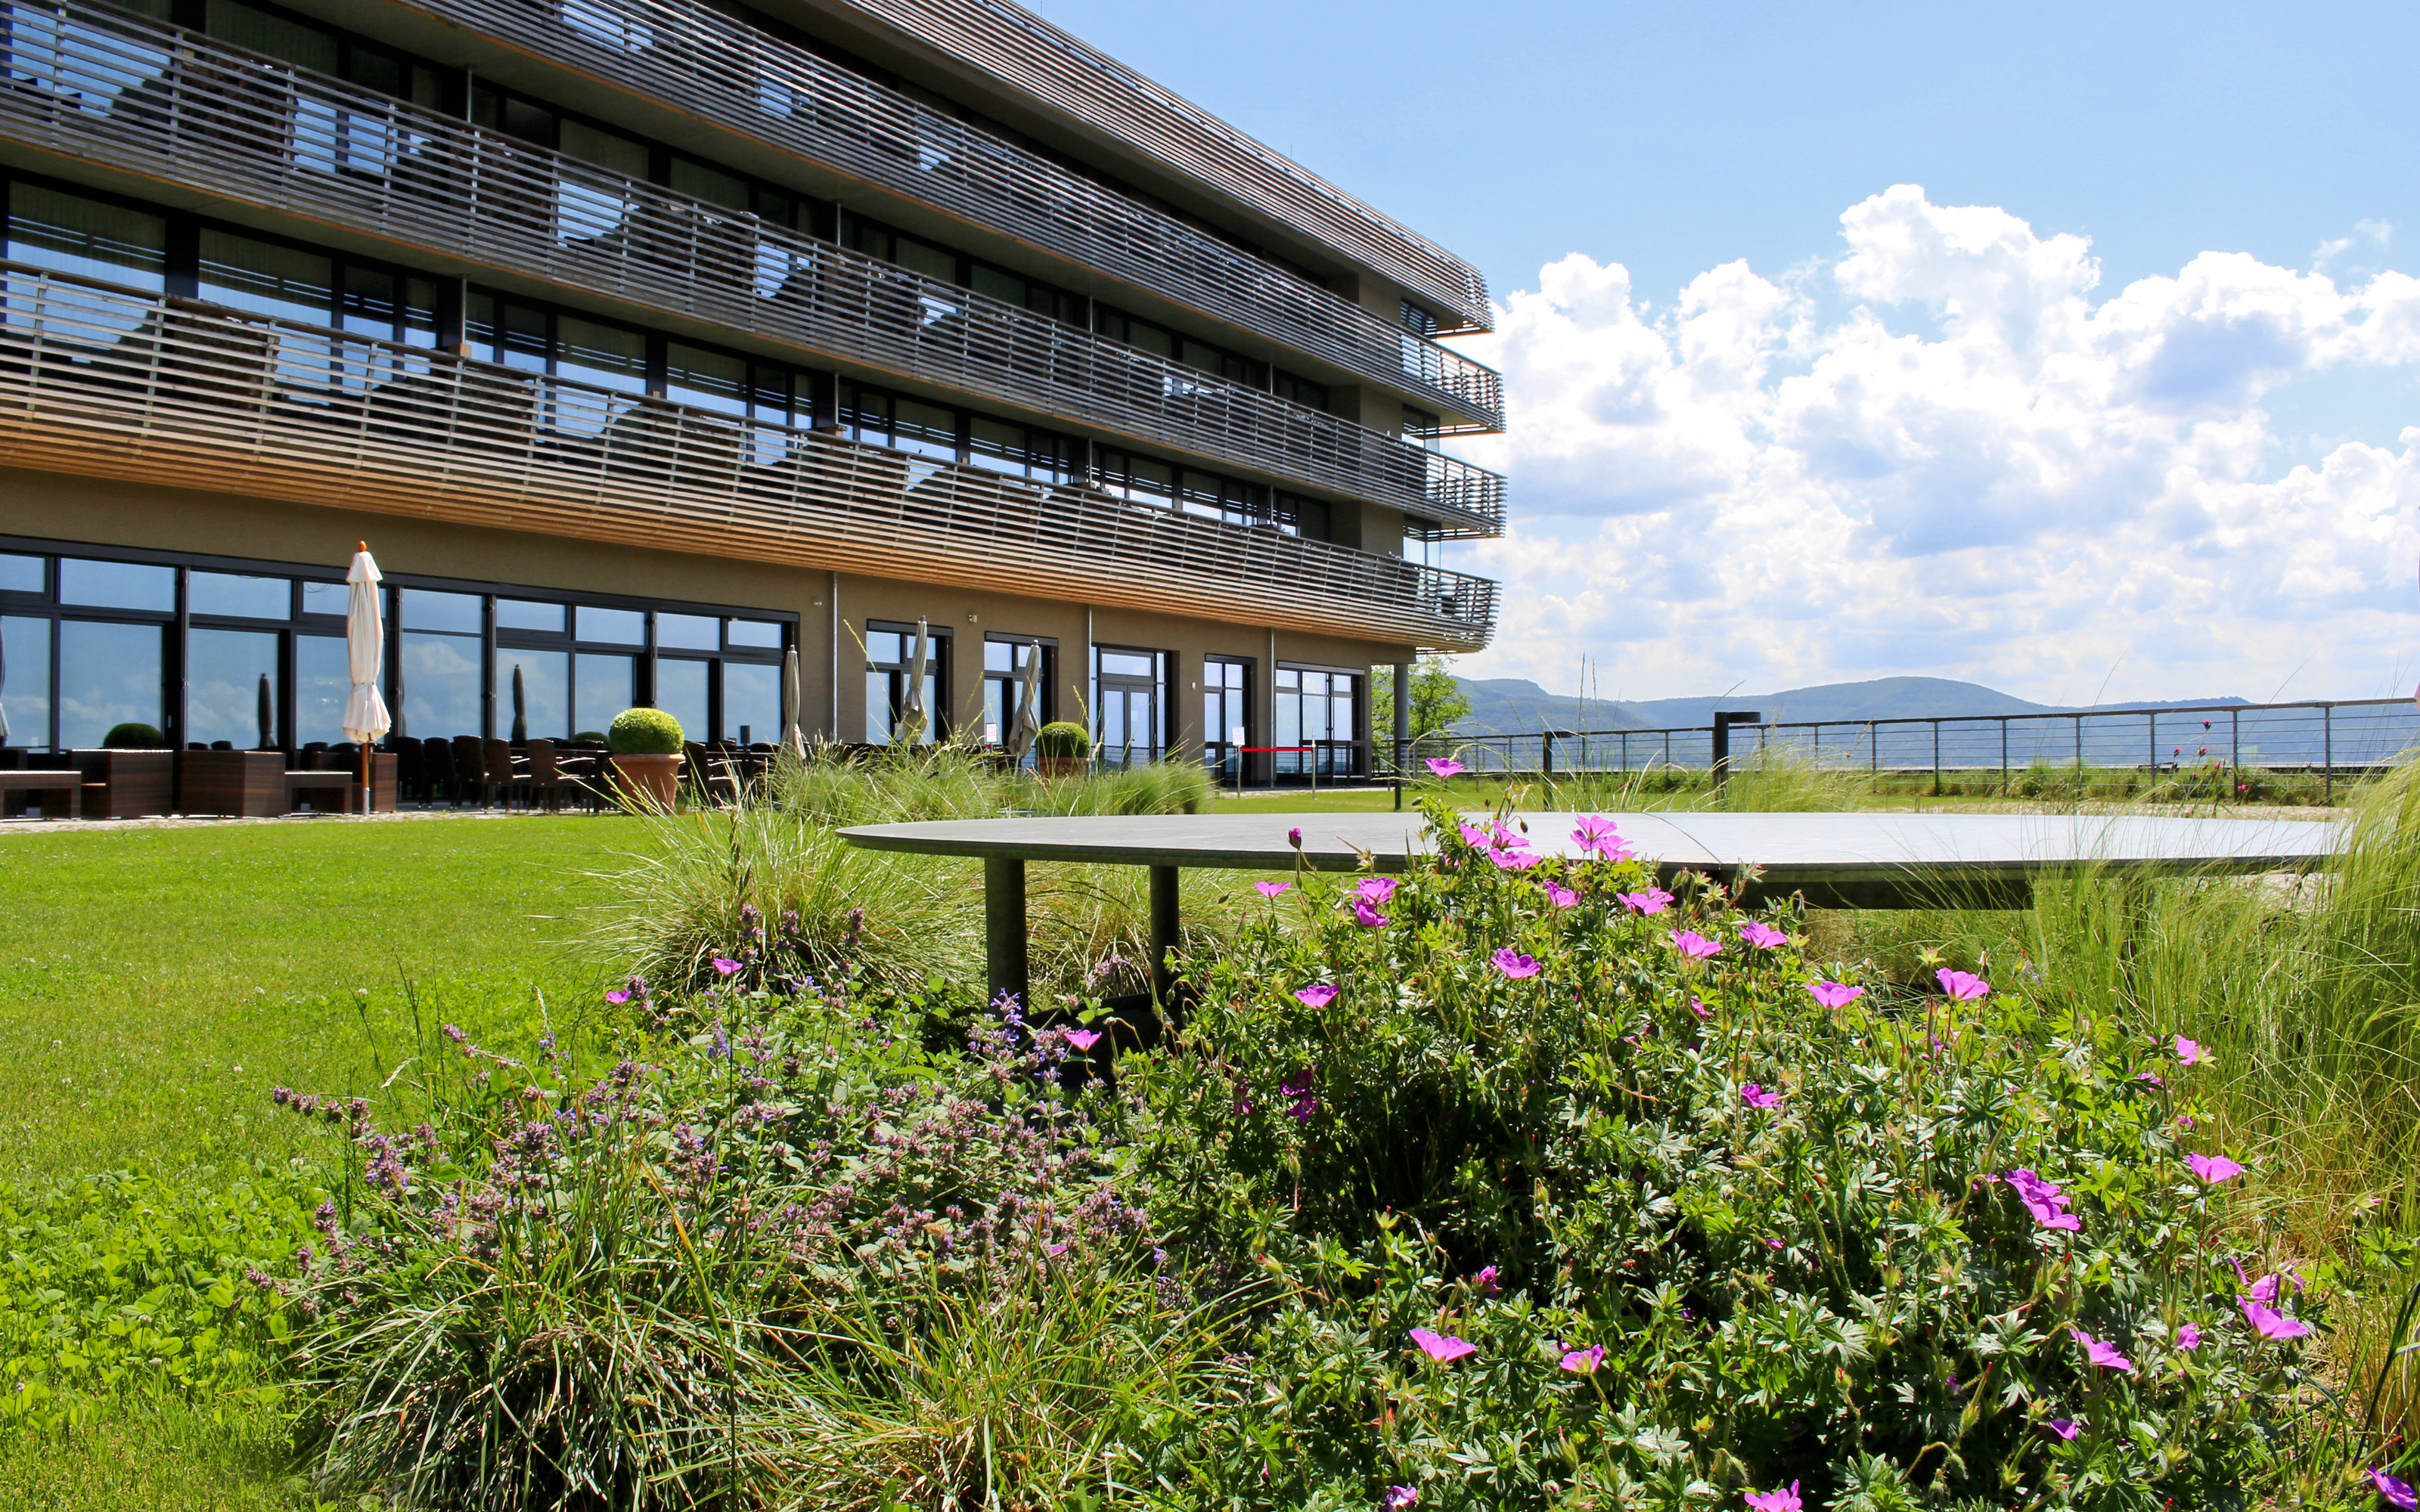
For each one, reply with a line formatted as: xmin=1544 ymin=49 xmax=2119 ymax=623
xmin=898 ymin=617 xmax=930 ymax=746
xmin=1005 ymin=642 xmax=1042 ymax=759
xmin=783 ymin=645 xmax=805 ymax=756
xmin=343 ymin=542 xmax=390 ymax=814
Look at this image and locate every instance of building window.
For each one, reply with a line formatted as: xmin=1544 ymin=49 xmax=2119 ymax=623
xmin=1095 ymin=303 xmax=1264 ymax=387
xmin=840 ymin=381 xmax=1079 ymax=484
xmin=1203 ymin=655 xmax=1249 ymax=780
xmin=1094 ymin=646 xmax=1164 ymax=766
xmin=864 ymin=622 xmax=946 ymax=745
xmin=1274 ymin=665 xmax=1361 ymax=780
xmin=980 ymin=635 xmax=1051 ymax=750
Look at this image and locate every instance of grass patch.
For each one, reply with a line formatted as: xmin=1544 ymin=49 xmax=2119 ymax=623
xmin=0 ymin=816 xmax=637 ymax=1182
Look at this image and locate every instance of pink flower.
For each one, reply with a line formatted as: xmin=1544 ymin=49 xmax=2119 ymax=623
xmin=1739 ymin=921 xmax=1788 ymax=950
xmin=1805 ymin=981 xmax=1863 ymax=1009
xmin=1493 ymin=948 xmax=1542 ymax=979
xmin=1743 ymin=1482 xmax=1802 ymax=1512
xmin=1559 ymin=1343 xmax=1606 ymax=1373
xmin=1489 ymin=847 xmax=1540 ymax=871
xmin=1355 ymin=877 xmax=1399 ymax=905
xmin=1619 ymin=888 xmax=1674 ymax=915
xmin=604 ymin=989 xmax=631 ymax=1005
xmin=2177 ymin=1323 xmax=2202 ymax=1349
xmin=1352 ymin=897 xmax=1389 ymax=928
xmin=1287 ymin=827 xmax=1302 ymax=848
xmin=1571 ymin=815 xmax=1634 ymax=860
xmin=1409 ymin=1328 xmax=1476 ymax=1362
xmin=710 ymin=956 xmax=743 ymax=976
xmin=1458 ymin=822 xmax=1495 ymax=848
xmin=1545 ymin=882 xmax=1579 ymax=908
xmin=2047 ymin=1418 xmax=2082 ymax=1439
xmin=1294 ymin=984 xmax=1339 ymax=1009
xmin=1254 ymin=881 xmax=1292 ymax=898
xmin=2175 ymin=1034 xmax=2208 ymax=1067
xmin=2369 ymin=1469 xmax=2417 ymax=1510
xmin=1741 ymin=1083 xmax=1781 ymax=1110
xmin=1063 ymin=1028 xmax=1102 ymax=1051
xmin=1764 ymin=1238 xmax=1783 ymax=1250
xmin=1425 ymin=758 xmax=1465 ymax=779
xmin=2071 ymin=1328 xmax=2134 ymax=1372
xmin=1689 ymin=997 xmax=1711 ymax=1021
xmin=1472 ymin=1265 xmax=1500 ymax=1294
xmin=1936 ymin=968 xmax=1990 ymax=1000
xmin=2006 ymin=1169 xmax=2082 ymax=1232
xmin=1669 ymin=929 xmax=1721 ymax=959
xmin=2137 ymin=1070 xmax=2165 ymax=1086
xmin=2178 ymin=1113 xmax=2196 ymax=1130
xmin=2238 ymin=1298 xmax=2311 ymax=1340
xmin=2186 ymin=1152 xmax=2244 ymax=1184
xmin=1384 ymin=1488 xmax=1421 ymax=1510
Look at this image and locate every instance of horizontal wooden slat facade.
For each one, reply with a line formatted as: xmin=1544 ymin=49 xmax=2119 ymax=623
xmin=0 ymin=0 xmax=1506 ymax=534
xmin=0 ymin=262 xmax=1498 ymax=650
xmin=386 ymin=0 xmax=1504 ymax=429
xmin=827 ymin=0 xmax=1494 ymax=333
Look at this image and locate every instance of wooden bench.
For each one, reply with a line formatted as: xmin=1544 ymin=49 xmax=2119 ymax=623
xmin=0 ymin=771 xmax=80 ymax=819
xmin=283 ymin=770 xmax=353 ymax=813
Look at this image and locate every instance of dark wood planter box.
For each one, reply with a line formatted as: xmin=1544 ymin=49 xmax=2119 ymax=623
xmin=178 ymin=750 xmax=285 ymax=816
xmin=71 ymin=748 xmax=173 ymax=819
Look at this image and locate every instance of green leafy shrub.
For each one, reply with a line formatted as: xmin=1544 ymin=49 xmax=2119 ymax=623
xmin=572 ymin=729 xmax=607 ymax=743
xmin=1034 ymin=720 xmax=1091 ymax=761
xmin=0 ymin=1166 xmax=317 ymax=1434
xmin=607 ymin=706 xmax=682 ymax=755
xmin=99 ymin=722 xmax=163 ymax=748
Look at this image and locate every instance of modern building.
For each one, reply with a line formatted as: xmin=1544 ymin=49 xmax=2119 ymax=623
xmin=0 ymin=0 xmax=1502 ymax=781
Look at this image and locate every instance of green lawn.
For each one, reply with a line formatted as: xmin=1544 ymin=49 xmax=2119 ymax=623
xmin=0 ymin=815 xmax=644 ymax=1183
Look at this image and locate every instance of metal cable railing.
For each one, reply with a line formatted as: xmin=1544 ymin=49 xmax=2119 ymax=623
xmin=0 ymin=262 xmax=1498 ymax=649
xmin=1382 ymin=699 xmax=2415 ymax=801
xmin=381 ymin=0 xmax=1504 ymax=427
xmin=830 ymin=0 xmax=1495 ymax=333
xmin=0 ymin=0 xmax=1508 ymax=535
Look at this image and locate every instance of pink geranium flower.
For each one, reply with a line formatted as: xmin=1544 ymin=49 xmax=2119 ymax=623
xmin=2175 ymin=1034 xmax=2209 ymax=1066
xmin=2238 ymin=1298 xmax=2312 ymax=1340
xmin=2186 ymin=1152 xmax=2245 ymax=1184
xmin=1545 ymin=882 xmax=1579 ymax=908
xmin=2047 ymin=1418 xmax=2083 ymax=1439
xmin=2369 ymin=1469 xmax=2417 ymax=1510
xmin=1352 ymin=897 xmax=1389 ymax=929
xmin=1425 ymin=758 xmax=1465 ymax=779
xmin=1805 ymin=981 xmax=1863 ymax=1009
xmin=1741 ymin=1083 xmax=1781 ymax=1110
xmin=1936 ymin=968 xmax=1989 ymax=1000
xmin=1294 ymin=984 xmax=1339 ymax=1009
xmin=1739 ymin=921 xmax=1788 ymax=950
xmin=604 ymin=989 xmax=631 ymax=1005
xmin=2071 ymin=1328 xmax=2134 ymax=1372
xmin=1743 ymin=1482 xmax=1802 ymax=1512
xmin=1489 ymin=847 xmax=1540 ymax=871
xmin=1619 ymin=888 xmax=1674 ymax=915
xmin=1254 ymin=880 xmax=1292 ymax=898
xmin=2006 ymin=1169 xmax=2082 ymax=1231
xmin=710 ymin=956 xmax=743 ymax=976
xmin=1408 ymin=1328 xmax=1476 ymax=1362
xmin=1559 ymin=1343 xmax=1606 ymax=1373
xmin=1571 ymin=815 xmax=1634 ymax=860
xmin=1355 ymin=877 xmax=1399 ymax=905
xmin=1669 ymin=930 xmax=1721 ymax=959
xmin=1458 ymin=822 xmax=1494 ymax=849
xmin=2177 ymin=1323 xmax=2202 ymax=1349
xmin=1063 ymin=1028 xmax=1102 ymax=1051
xmin=1689 ymin=997 xmax=1711 ymax=1021
xmin=1493 ymin=948 xmax=1541 ymax=979
xmin=1384 ymin=1488 xmax=1421 ymax=1510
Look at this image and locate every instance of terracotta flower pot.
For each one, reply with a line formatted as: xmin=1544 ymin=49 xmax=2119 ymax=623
xmin=612 ymin=751 xmax=684 ymax=810
xmin=1037 ymin=756 xmax=1090 ymax=779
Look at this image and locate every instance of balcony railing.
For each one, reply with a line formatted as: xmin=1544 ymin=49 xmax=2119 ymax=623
xmin=0 ymin=262 xmax=1498 ymax=651
xmin=0 ymin=0 xmax=1509 ymax=536
xmin=831 ymin=0 xmax=1495 ymax=334
xmin=384 ymin=0 xmax=1505 ymax=428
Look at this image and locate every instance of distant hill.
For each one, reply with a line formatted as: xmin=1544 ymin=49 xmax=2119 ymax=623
xmin=1450 ymin=675 xmax=2249 ymax=736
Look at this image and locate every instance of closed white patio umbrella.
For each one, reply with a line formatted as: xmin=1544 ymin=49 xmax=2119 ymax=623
xmin=783 ymin=644 xmax=805 ymax=757
xmin=1005 ymin=642 xmax=1042 ymax=761
xmin=343 ymin=542 xmax=390 ymax=815
xmin=898 ymin=617 xmax=930 ymax=746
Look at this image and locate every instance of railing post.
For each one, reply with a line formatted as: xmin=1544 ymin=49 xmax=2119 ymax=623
xmin=1869 ymin=721 xmax=1878 ymax=779
xmin=2001 ymin=717 xmax=2009 ymax=796
xmin=2074 ymin=714 xmax=2083 ymax=787
xmin=2324 ymin=703 xmax=2333 ymax=804
xmin=1931 ymin=720 xmax=1941 ymax=796
xmin=1542 ymin=729 xmax=1554 ymax=777
xmin=2231 ymin=708 xmax=2240 ymax=801
xmin=2149 ymin=711 xmax=2157 ymax=785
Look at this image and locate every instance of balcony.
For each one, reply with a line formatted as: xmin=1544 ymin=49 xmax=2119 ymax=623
xmin=0 ymin=262 xmax=1499 ymax=651
xmin=828 ymin=0 xmax=1495 ymax=335
xmin=388 ymin=0 xmax=1506 ymax=429
xmin=0 ymin=0 xmax=1508 ymax=537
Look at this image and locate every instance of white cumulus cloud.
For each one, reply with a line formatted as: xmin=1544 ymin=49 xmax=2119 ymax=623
xmin=1444 ymin=184 xmax=2420 ymax=705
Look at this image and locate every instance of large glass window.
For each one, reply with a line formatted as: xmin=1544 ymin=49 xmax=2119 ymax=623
xmin=295 ymin=633 xmax=350 ymax=745
xmin=572 ymin=652 xmax=632 ymax=738
xmin=2 ymin=617 xmax=52 ymax=749
xmin=576 ymin=606 xmax=644 ymax=645
xmin=1204 ymin=656 xmax=1249 ymax=779
xmin=724 ymin=661 xmax=780 ymax=745
xmin=58 ymin=619 xmax=163 ymax=748
xmin=982 ymin=637 xmax=1047 ymax=751
xmin=187 ymin=627 xmax=281 ymax=748
xmin=58 ymin=558 xmax=173 ymax=612
xmin=1274 ymin=667 xmax=1361 ymax=779
xmin=864 ymin=626 xmax=942 ymax=745
xmin=656 ymin=656 xmax=709 ymax=744
xmin=0 ymin=554 xmax=45 ymax=594
xmin=495 ymin=648 xmax=567 ymax=741
xmin=198 ymin=229 xmax=334 ymax=324
xmin=402 ymin=588 xmax=482 ymax=634
xmin=401 ymin=625 xmax=480 ymax=739
xmin=5 ymin=183 xmax=166 ymax=292
xmin=1094 ymin=647 xmax=1162 ymax=767
xmin=190 ymin=571 xmax=290 ymax=619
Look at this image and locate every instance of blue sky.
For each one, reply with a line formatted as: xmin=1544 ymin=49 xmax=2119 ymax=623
xmin=1039 ymin=0 xmax=2420 ymax=702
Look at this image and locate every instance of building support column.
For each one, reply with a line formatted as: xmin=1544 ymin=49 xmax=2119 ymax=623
xmin=1393 ymin=659 xmax=1411 ymax=796
xmin=827 ymin=570 xmax=840 ymax=739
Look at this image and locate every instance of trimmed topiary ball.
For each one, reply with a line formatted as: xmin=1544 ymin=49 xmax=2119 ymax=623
xmin=101 ymin=722 xmax=165 ymax=748
xmin=572 ymin=730 xmax=607 ymax=744
xmin=607 ymin=707 xmax=683 ymax=755
xmin=1034 ymin=720 xmax=1091 ymax=760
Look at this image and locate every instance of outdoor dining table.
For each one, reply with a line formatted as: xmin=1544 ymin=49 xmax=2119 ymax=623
xmin=836 ymin=810 xmax=2346 ymax=1011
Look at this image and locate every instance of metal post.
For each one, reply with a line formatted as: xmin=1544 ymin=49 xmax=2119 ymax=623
xmin=2149 ymin=712 xmax=2157 ymax=783
xmin=1149 ymin=863 xmax=1181 ymax=1004
xmin=1542 ymin=730 xmax=1555 ymax=777
xmin=2231 ymin=708 xmax=2240 ymax=801
xmin=1869 ymin=722 xmax=1877 ymax=779
xmin=1392 ymin=661 xmax=1410 ymax=813
xmin=2074 ymin=714 xmax=2083 ymax=783
xmin=2323 ymin=703 xmax=2333 ymax=804
xmin=1931 ymin=720 xmax=1941 ymax=796
xmin=983 ymin=857 xmax=1028 ymax=1012
xmin=2000 ymin=718 xmax=2009 ymax=796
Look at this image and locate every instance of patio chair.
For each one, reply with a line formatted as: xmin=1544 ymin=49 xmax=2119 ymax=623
xmin=481 ymin=737 xmax=523 ymax=810
xmin=450 ymin=736 xmax=485 ymax=807
xmin=684 ymin=741 xmax=740 ymax=806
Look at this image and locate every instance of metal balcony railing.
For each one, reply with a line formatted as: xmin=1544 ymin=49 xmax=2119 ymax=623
xmin=0 ymin=262 xmax=1499 ymax=651
xmin=382 ymin=0 xmax=1504 ymax=429
xmin=831 ymin=0 xmax=1494 ymax=334
xmin=0 ymin=0 xmax=1508 ymax=536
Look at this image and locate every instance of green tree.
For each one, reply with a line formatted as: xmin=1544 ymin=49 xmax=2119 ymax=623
xmin=1369 ymin=657 xmax=1471 ymax=742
